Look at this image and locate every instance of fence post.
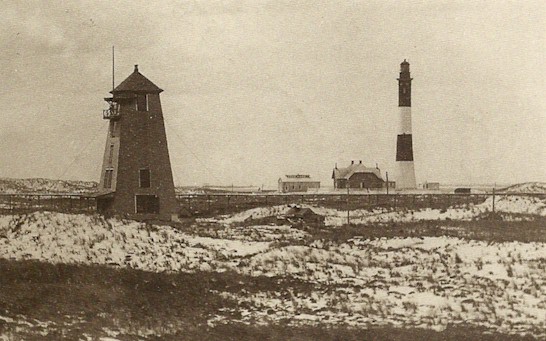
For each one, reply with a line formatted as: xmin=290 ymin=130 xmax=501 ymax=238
xmin=346 ymin=186 xmax=350 ymax=225
xmin=493 ymin=187 xmax=495 ymax=214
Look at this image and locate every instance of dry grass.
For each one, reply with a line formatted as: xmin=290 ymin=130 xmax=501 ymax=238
xmin=306 ymin=216 xmax=546 ymax=244
xmin=0 ymin=259 xmax=542 ymax=340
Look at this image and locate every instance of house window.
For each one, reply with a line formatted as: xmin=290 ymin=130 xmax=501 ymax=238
xmin=139 ymin=169 xmax=151 ymax=188
xmin=136 ymin=94 xmax=148 ymax=111
xmin=135 ymin=195 xmax=159 ymax=214
xmin=103 ymin=169 xmax=113 ymax=189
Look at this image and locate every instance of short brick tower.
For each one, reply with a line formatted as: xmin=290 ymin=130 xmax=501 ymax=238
xmin=395 ymin=60 xmax=417 ymax=189
xmin=96 ymin=65 xmax=178 ymax=221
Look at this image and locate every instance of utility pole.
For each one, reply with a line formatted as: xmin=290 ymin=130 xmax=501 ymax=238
xmin=492 ymin=183 xmax=496 ymax=214
xmin=112 ymin=46 xmax=115 ymax=92
xmin=385 ymin=172 xmax=389 ymax=195
xmin=346 ymin=184 xmax=350 ymax=225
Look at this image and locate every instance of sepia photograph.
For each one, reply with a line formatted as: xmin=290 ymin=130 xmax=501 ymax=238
xmin=0 ymin=1 xmax=545 ymax=340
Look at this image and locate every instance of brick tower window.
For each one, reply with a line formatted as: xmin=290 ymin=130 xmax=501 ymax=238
xmin=104 ymin=169 xmax=113 ymax=189
xmin=136 ymin=94 xmax=149 ymax=111
xmin=139 ymin=169 xmax=151 ymax=188
xmin=108 ymin=144 xmax=114 ymax=165
xmin=110 ymin=121 xmax=118 ymax=137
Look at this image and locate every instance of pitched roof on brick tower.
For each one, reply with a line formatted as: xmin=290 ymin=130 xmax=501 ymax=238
xmin=112 ymin=65 xmax=163 ymax=93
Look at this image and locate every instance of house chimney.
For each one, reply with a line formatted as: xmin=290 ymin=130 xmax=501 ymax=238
xmin=134 ymin=64 xmax=139 ymax=72
xmin=376 ymin=163 xmax=379 ymax=169
xmin=359 ymin=160 xmax=362 ymax=164
xmin=335 ymin=163 xmax=337 ymax=169
xmin=351 ymin=160 xmax=354 ymax=165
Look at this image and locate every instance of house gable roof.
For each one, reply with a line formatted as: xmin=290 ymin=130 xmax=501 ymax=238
xmin=332 ymin=163 xmax=383 ymax=181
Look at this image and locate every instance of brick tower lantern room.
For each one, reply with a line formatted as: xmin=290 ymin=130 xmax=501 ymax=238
xmin=96 ymin=65 xmax=178 ymax=221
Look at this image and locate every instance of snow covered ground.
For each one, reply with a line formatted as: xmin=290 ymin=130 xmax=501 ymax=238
xmin=0 ymin=212 xmax=280 ymax=273
xmin=205 ymin=194 xmax=546 ymax=227
xmin=198 ymin=205 xmax=292 ymax=225
xmin=499 ymin=182 xmax=546 ymax=194
xmin=319 ymin=195 xmax=546 ymax=226
xmin=0 ymin=195 xmax=545 ymax=338
xmin=224 ymin=237 xmax=545 ymax=338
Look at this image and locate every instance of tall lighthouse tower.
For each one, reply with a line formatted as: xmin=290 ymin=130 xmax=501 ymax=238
xmin=96 ymin=65 xmax=178 ymax=221
xmin=395 ymin=60 xmax=417 ymax=189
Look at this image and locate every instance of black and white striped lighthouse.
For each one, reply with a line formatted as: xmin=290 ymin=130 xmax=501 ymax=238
xmin=395 ymin=60 xmax=417 ymax=189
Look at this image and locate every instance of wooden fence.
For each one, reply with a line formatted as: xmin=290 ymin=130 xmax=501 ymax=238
xmin=176 ymin=192 xmax=545 ymax=217
xmin=0 ymin=194 xmax=96 ymax=215
xmin=0 ymin=192 xmax=543 ymax=217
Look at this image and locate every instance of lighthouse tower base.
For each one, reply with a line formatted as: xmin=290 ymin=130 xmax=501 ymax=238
xmin=395 ymin=161 xmax=416 ymax=190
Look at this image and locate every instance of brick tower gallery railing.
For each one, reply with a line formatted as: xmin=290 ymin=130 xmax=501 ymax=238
xmin=1 ymin=192 xmax=542 ymax=218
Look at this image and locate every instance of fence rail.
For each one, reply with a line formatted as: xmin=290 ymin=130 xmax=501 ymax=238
xmin=175 ymin=193 xmax=491 ymax=217
xmin=0 ymin=192 xmax=543 ymax=217
xmin=0 ymin=194 xmax=96 ymax=215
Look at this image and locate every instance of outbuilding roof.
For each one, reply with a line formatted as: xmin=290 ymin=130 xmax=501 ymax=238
xmin=279 ymin=175 xmax=320 ymax=183
xmin=112 ymin=65 xmax=163 ymax=94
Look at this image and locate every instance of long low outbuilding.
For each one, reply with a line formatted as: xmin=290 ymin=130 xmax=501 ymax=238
xmin=278 ymin=175 xmax=320 ymax=193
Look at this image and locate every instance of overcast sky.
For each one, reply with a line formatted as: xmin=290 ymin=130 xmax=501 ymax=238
xmin=1 ymin=1 xmax=545 ymax=187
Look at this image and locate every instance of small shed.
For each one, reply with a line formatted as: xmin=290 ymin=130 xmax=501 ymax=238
xmin=283 ymin=205 xmax=325 ymax=227
xmin=454 ymin=187 xmax=471 ymax=194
